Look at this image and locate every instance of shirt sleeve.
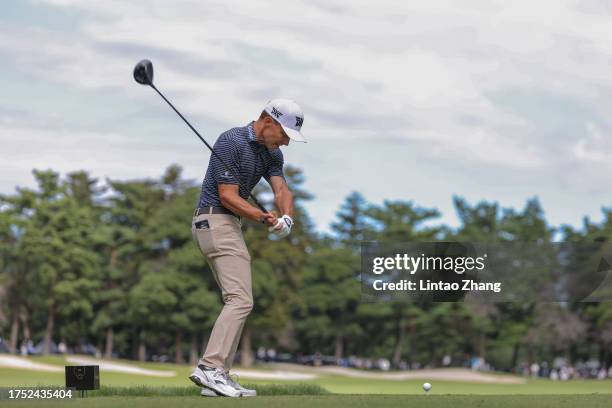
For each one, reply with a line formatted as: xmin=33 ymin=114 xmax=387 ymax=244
xmin=211 ymin=134 xmax=241 ymax=185
xmin=264 ymin=149 xmax=285 ymax=182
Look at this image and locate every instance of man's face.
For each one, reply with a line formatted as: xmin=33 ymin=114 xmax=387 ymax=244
xmin=261 ymin=117 xmax=290 ymax=149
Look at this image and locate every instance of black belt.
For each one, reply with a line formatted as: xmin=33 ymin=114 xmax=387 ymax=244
xmin=194 ymin=206 xmax=239 ymax=218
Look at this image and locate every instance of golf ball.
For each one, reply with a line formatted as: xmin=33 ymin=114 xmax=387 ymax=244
xmin=423 ymin=382 xmax=432 ymax=392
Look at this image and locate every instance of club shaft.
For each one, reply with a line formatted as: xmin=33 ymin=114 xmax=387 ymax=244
xmin=149 ymin=84 xmax=269 ymax=214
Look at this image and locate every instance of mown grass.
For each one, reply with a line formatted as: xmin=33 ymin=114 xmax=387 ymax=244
xmin=87 ymin=383 xmax=329 ymax=397
xmin=5 ymin=394 xmax=612 ymax=408
xmin=0 ymin=383 xmax=328 ymax=403
xmin=3 ymin=357 xmax=612 ymax=396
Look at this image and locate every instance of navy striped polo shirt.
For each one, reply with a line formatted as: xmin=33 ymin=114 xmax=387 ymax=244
xmin=197 ymin=122 xmax=284 ymax=208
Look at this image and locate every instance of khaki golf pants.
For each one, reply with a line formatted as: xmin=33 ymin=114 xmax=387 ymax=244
xmin=192 ymin=212 xmax=252 ymax=371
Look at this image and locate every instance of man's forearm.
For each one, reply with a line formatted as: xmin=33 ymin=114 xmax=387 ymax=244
xmin=221 ymin=193 xmax=265 ymax=222
xmin=275 ymin=188 xmax=294 ymax=218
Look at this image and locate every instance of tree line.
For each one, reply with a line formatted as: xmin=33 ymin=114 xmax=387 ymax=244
xmin=1 ymin=164 xmax=611 ymax=371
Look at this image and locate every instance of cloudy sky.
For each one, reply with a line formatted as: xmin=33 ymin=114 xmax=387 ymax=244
xmin=1 ymin=0 xmax=611 ymax=233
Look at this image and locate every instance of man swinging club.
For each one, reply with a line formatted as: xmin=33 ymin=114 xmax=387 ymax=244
xmin=189 ymin=99 xmax=306 ymax=397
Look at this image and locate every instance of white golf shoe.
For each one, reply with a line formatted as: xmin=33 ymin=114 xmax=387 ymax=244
xmin=189 ymin=365 xmax=241 ymax=398
xmin=227 ymin=375 xmax=257 ymax=397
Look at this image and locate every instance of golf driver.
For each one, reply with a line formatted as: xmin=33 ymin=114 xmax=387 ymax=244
xmin=133 ymin=59 xmax=269 ymax=215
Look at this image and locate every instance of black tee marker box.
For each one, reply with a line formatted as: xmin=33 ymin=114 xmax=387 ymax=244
xmin=65 ymin=365 xmax=100 ymax=390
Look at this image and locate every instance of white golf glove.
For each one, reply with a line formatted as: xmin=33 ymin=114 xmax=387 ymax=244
xmin=268 ymin=214 xmax=293 ymax=238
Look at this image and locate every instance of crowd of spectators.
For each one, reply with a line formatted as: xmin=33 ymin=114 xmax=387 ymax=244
xmin=255 ymin=348 xmax=612 ymax=380
xmin=520 ymin=359 xmax=612 ymax=380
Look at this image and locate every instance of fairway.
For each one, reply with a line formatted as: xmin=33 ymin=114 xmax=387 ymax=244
xmin=5 ymin=395 xmax=612 ymax=408
xmin=2 ymin=356 xmax=612 ymax=395
xmin=1 ymin=356 xmax=612 ymax=408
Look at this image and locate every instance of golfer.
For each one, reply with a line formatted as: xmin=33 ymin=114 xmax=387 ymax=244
xmin=189 ymin=99 xmax=306 ymax=397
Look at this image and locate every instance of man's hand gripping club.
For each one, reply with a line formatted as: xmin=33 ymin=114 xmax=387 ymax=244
xmin=219 ymin=184 xmax=293 ymax=238
xmin=268 ymin=213 xmax=293 ymax=238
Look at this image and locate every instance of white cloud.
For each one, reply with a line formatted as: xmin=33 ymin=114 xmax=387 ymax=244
xmin=11 ymin=2 xmax=607 ymax=149
xmin=573 ymin=122 xmax=610 ymax=163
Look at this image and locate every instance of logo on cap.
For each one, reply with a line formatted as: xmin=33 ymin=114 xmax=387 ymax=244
xmin=271 ymin=107 xmax=283 ymax=119
xmin=295 ymin=117 xmax=303 ymax=128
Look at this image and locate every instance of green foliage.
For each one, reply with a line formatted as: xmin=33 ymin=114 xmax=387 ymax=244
xmin=0 ymin=164 xmax=611 ymax=373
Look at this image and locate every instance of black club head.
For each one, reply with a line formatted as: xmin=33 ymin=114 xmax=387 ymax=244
xmin=133 ymin=59 xmax=154 ymax=85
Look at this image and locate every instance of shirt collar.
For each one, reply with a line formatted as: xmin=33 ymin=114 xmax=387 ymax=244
xmin=247 ymin=121 xmax=258 ymax=144
xmin=247 ymin=121 xmax=268 ymax=151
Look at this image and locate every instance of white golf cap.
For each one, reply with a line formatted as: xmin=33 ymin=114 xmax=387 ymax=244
xmin=264 ymin=98 xmax=306 ymax=143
